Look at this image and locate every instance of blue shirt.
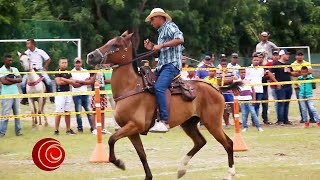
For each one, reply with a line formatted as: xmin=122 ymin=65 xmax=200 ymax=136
xmin=157 ymin=21 xmax=184 ymax=71
xmin=0 ymin=65 xmax=20 ymax=95
xmin=297 ymin=75 xmax=314 ymax=98
xmin=196 ymin=65 xmax=209 ymax=79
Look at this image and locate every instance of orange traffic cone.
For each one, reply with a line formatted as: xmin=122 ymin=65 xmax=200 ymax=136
xmin=90 ymin=82 xmax=109 ymax=163
xmin=232 ymin=90 xmax=248 ymax=152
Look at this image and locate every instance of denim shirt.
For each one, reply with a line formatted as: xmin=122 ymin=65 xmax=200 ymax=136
xmin=156 ymin=21 xmax=184 ymax=71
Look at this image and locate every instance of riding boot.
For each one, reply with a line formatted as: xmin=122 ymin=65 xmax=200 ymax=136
xmin=20 ymin=87 xmax=29 ymax=105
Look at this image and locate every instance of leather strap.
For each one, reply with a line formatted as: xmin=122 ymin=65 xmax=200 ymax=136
xmin=27 ymin=77 xmax=44 ymax=86
xmin=114 ymin=83 xmax=146 ymax=102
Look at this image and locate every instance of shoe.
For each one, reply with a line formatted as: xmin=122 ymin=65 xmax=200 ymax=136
xmin=284 ymin=121 xmax=293 ymax=125
xmin=20 ymin=98 xmax=29 ymax=105
xmin=258 ymin=127 xmax=264 ymax=132
xmin=225 ymin=124 xmax=231 ymax=129
xmin=304 ymin=122 xmax=310 ymax=128
xmin=50 ymin=97 xmax=55 ymax=103
xmin=90 ymin=127 xmax=94 ymax=133
xmin=276 ymin=121 xmax=284 ymax=126
xmin=102 ymin=129 xmax=112 ymax=135
xmin=77 ymin=128 xmax=83 ymax=133
xmin=54 ymin=130 xmax=59 ymax=135
xmin=66 ymin=129 xmax=76 ymax=135
xmin=310 ymin=119 xmax=316 ymax=123
xmin=0 ymin=133 xmax=5 ymax=138
xmin=16 ymin=133 xmax=23 ymax=136
xmin=300 ymin=120 xmax=305 ymax=123
xmin=150 ymin=120 xmax=169 ymax=133
xmin=92 ymin=129 xmax=97 ymax=135
xmin=263 ymin=121 xmax=273 ymax=125
xmin=242 ymin=128 xmax=248 ymax=132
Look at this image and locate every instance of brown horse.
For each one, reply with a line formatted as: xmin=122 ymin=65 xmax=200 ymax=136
xmin=87 ymin=31 xmax=240 ymax=180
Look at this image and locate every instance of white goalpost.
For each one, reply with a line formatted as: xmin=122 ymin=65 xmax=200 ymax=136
xmin=0 ymin=38 xmax=82 ymax=58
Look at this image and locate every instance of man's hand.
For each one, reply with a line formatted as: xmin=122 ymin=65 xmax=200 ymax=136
xmin=144 ymin=39 xmax=154 ymax=50
xmin=153 ymin=44 xmax=163 ymax=51
xmin=277 ymin=84 xmax=282 ymax=90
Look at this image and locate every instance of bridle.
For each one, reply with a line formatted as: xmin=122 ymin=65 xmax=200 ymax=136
xmin=88 ymin=37 xmax=157 ymax=69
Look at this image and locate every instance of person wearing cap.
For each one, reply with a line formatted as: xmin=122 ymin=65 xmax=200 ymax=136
xmin=264 ymin=51 xmax=280 ymax=123
xmin=227 ymin=53 xmax=241 ymax=79
xmin=70 ymin=58 xmax=94 ymax=133
xmin=256 ymin=32 xmax=278 ymax=60
xmin=144 ymin=8 xmax=184 ymax=131
xmin=269 ymin=49 xmax=300 ymax=125
xmin=291 ymin=50 xmax=314 ymax=123
xmin=196 ymin=55 xmax=213 ymax=79
xmin=197 ymin=51 xmax=214 ymax=67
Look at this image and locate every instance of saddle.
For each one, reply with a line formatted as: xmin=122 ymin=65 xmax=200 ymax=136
xmin=139 ymin=66 xmax=196 ymax=101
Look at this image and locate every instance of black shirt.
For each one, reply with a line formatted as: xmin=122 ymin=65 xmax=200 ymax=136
xmin=270 ymin=60 xmax=293 ymax=84
xmin=55 ymin=69 xmax=72 ymax=92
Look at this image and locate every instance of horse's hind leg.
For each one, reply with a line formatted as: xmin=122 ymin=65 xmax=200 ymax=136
xmin=108 ymin=121 xmax=139 ymax=171
xmin=204 ymin=115 xmax=235 ymax=177
xmin=42 ymin=97 xmax=48 ymax=127
xmin=178 ymin=116 xmax=207 ymax=179
xmin=128 ymin=134 xmax=152 ymax=180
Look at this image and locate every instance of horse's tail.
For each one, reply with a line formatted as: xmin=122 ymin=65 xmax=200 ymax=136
xmin=219 ymin=81 xmax=243 ymax=93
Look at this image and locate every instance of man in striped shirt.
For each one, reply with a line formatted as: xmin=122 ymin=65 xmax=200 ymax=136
xmin=144 ymin=8 xmax=184 ymax=131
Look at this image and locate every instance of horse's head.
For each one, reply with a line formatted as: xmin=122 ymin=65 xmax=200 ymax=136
xmin=86 ymin=31 xmax=133 ymax=66
xmin=17 ymin=51 xmax=32 ymax=71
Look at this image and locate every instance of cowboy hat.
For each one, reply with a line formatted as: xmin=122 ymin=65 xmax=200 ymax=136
xmin=145 ymin=8 xmax=172 ymax=22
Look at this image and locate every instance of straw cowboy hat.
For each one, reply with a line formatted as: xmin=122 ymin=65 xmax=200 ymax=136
xmin=145 ymin=8 xmax=172 ymax=22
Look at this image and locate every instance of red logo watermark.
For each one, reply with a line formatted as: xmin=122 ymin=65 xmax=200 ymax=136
xmin=32 ymin=138 xmax=65 ymax=171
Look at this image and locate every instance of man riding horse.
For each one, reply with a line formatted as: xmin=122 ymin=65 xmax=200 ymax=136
xmin=144 ymin=8 xmax=184 ymax=132
xmin=21 ymin=39 xmax=54 ymax=104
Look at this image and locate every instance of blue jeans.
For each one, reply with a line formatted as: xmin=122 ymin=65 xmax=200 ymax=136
xmin=0 ymin=98 xmax=21 ymax=135
xmin=270 ymin=88 xmax=278 ymax=114
xmin=254 ymin=93 xmax=264 ymax=118
xmin=240 ymin=103 xmax=261 ymax=128
xmin=154 ymin=64 xmax=180 ymax=121
xmin=300 ymin=97 xmax=319 ymax=122
xmin=73 ymin=95 xmax=93 ymax=130
xmin=275 ymin=85 xmax=292 ymax=123
xmin=21 ymin=68 xmax=53 ymax=93
xmin=295 ymin=88 xmax=314 ymax=121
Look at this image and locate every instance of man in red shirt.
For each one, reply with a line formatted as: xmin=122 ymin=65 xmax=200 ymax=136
xmin=265 ymin=51 xmax=279 ymax=118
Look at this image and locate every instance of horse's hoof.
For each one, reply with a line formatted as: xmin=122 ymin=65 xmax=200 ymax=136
xmin=223 ymin=174 xmax=232 ymax=180
xmin=177 ymin=169 xmax=186 ymax=179
xmin=115 ymin=159 xmax=126 ymax=170
xmin=228 ymin=166 xmax=236 ymax=176
xmin=145 ymin=176 xmax=153 ymax=180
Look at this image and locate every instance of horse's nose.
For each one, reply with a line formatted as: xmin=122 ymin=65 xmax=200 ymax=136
xmin=88 ymin=53 xmax=94 ymax=59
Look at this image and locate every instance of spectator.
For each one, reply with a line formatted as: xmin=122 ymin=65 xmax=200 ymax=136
xmin=183 ymin=65 xmax=199 ymax=80
xmin=291 ymin=51 xmax=314 ymax=123
xmin=259 ymin=52 xmax=272 ymax=124
xmin=245 ymin=53 xmax=266 ymax=123
xmin=71 ymin=58 xmax=94 ymax=133
xmin=90 ymin=66 xmax=111 ymax=135
xmin=265 ymin=51 xmax=279 ymax=115
xmin=269 ymin=49 xmax=300 ymax=125
xmin=180 ymin=55 xmax=189 ymax=80
xmin=196 ymin=55 xmax=212 ymax=79
xmin=238 ymin=69 xmax=264 ymax=132
xmin=216 ymin=58 xmax=237 ymax=128
xmin=197 ymin=51 xmax=214 ymax=67
xmin=21 ymin=39 xmax=54 ymax=105
xmin=297 ymin=66 xmax=320 ymax=128
xmin=0 ymin=55 xmax=22 ymax=137
xmin=204 ymin=70 xmax=218 ymax=85
xmin=256 ymin=32 xmax=278 ymax=60
xmin=54 ymin=57 xmax=77 ymax=135
xmin=227 ymin=53 xmax=241 ymax=79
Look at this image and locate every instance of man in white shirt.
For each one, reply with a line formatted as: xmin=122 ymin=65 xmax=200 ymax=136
xmin=21 ymin=39 xmax=54 ymax=104
xmin=71 ymin=58 xmax=93 ymax=133
xmin=256 ymin=32 xmax=278 ymax=60
xmin=227 ymin=53 xmax=241 ymax=79
xmin=245 ymin=53 xmax=265 ymax=119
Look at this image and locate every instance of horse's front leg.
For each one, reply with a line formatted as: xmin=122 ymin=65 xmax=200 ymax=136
xmin=38 ymin=98 xmax=44 ymax=125
xmin=29 ymin=98 xmax=37 ymax=129
xmin=42 ymin=97 xmax=48 ymax=127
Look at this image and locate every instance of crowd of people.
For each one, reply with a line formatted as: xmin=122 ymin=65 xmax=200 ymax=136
xmin=181 ymin=32 xmax=320 ymax=131
xmin=0 ymin=31 xmax=320 ymax=137
xmin=0 ymin=39 xmax=116 ymax=137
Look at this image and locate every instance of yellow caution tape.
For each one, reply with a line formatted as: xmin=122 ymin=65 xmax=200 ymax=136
xmin=225 ymin=97 xmax=320 ymax=104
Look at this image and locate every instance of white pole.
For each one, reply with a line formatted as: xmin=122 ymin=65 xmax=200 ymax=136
xmin=307 ymin=46 xmax=311 ymax=63
xmin=78 ymin=39 xmax=81 ymax=59
xmin=0 ymin=39 xmax=81 ymax=43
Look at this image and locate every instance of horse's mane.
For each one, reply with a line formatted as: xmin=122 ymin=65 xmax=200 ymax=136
xmin=115 ymin=36 xmax=139 ymax=74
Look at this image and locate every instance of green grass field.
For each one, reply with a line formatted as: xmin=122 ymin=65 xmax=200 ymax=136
xmin=1 ymin=89 xmax=320 ymax=180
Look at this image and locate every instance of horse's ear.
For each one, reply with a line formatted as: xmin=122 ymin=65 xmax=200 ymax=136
xmin=17 ymin=51 xmax=21 ymax=57
xmin=121 ymin=30 xmax=129 ymax=37
xmin=124 ymin=33 xmax=134 ymax=40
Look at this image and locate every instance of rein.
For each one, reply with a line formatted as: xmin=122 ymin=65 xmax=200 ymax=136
xmin=111 ymin=50 xmax=157 ymax=68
